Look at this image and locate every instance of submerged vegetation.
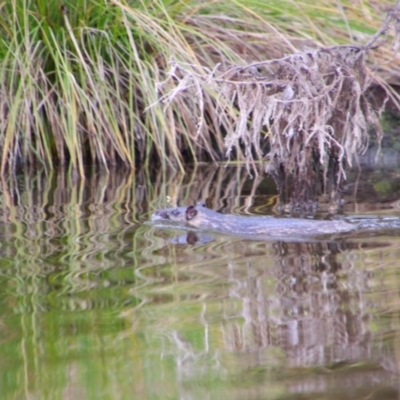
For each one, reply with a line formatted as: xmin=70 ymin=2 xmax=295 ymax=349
xmin=1 ymin=0 xmax=400 ymax=194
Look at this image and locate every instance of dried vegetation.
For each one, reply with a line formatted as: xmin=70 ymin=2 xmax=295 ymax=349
xmin=156 ymin=2 xmax=400 ymax=211
xmin=2 ymin=0 xmax=400 ymax=213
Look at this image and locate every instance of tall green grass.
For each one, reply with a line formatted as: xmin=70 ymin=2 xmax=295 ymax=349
xmin=0 ymin=0 xmax=395 ymax=174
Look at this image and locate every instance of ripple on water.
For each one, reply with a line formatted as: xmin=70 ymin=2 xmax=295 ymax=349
xmin=0 ymin=167 xmax=399 ymax=400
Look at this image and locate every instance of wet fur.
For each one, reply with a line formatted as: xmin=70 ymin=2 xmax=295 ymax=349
xmin=151 ymin=205 xmax=356 ymax=239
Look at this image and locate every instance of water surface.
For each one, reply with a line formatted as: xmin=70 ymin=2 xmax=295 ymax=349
xmin=0 ymin=165 xmax=400 ymax=400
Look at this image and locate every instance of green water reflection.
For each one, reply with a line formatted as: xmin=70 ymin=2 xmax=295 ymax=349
xmin=0 ymin=166 xmax=399 ymax=400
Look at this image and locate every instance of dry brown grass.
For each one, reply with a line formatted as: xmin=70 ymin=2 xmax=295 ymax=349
xmin=155 ymin=2 xmax=400 ymax=212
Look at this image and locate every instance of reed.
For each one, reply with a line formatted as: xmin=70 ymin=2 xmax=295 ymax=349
xmin=0 ymin=0 xmax=397 ymax=174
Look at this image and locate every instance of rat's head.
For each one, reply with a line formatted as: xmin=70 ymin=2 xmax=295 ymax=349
xmin=151 ymin=206 xmax=187 ymax=223
xmin=151 ymin=203 xmax=206 ymax=226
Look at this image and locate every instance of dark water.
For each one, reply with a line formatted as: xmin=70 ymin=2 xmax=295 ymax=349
xmin=0 ymin=164 xmax=400 ymax=400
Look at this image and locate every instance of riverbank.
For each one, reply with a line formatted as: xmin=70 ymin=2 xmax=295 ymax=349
xmin=1 ymin=0 xmax=399 ymax=175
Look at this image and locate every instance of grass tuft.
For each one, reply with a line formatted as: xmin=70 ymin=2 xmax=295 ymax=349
xmin=0 ymin=0 xmax=398 ymax=176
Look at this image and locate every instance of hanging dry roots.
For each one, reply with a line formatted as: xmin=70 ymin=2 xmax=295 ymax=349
xmin=219 ymin=45 xmax=386 ymax=212
xmin=155 ymin=1 xmax=400 ymax=212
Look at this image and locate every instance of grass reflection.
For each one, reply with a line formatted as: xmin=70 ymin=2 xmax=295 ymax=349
xmin=0 ymin=167 xmax=399 ymax=399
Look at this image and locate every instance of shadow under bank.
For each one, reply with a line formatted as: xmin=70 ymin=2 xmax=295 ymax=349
xmin=1 ymin=137 xmax=400 ymax=215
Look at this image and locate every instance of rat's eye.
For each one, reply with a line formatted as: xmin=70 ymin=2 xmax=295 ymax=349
xmin=171 ymin=210 xmax=180 ymax=217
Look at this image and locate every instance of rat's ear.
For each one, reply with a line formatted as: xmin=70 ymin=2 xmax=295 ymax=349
xmin=186 ymin=205 xmax=198 ymax=221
